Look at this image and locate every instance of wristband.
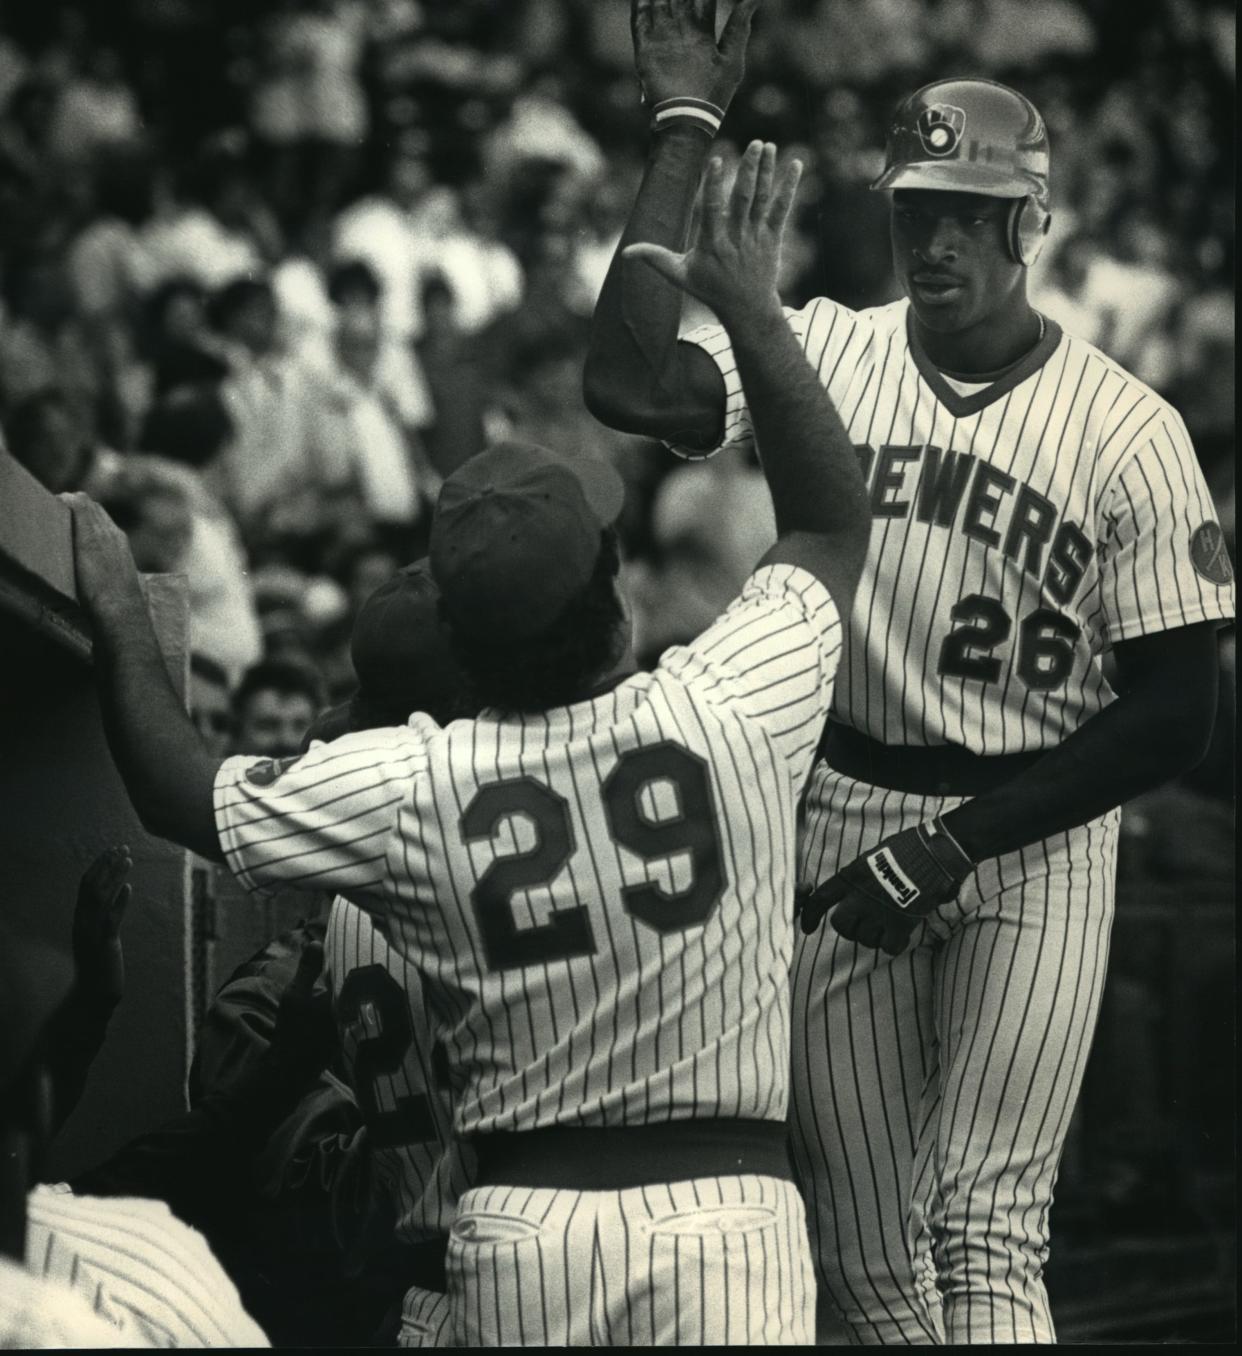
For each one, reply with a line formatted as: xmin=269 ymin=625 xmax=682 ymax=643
xmin=650 ymin=96 xmax=724 ymax=137
xmin=930 ymin=814 xmax=974 ymax=871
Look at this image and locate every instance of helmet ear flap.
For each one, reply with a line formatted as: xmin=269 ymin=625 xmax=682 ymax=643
xmin=1008 ymin=197 xmax=1050 ymax=266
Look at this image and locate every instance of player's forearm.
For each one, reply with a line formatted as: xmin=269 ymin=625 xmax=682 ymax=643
xmin=941 ymin=674 xmax=1217 ymax=862
xmin=90 ymin=588 xmax=225 ymax=863
xmin=42 ymin=986 xmax=118 ymax=1137
xmin=584 ymin=125 xmax=720 ymax=443
xmin=726 ymin=305 xmax=870 ymax=561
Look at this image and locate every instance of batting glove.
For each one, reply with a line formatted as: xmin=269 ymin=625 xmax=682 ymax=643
xmin=797 ymin=817 xmax=975 ymax=955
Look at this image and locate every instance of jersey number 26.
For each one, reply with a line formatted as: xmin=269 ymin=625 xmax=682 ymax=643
xmin=460 ymin=741 xmax=726 ymax=973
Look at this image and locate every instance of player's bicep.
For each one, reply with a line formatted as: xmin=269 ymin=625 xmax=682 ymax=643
xmin=661 ymin=339 xmax=729 ymax=450
xmin=213 ymin=730 xmax=423 ymax=899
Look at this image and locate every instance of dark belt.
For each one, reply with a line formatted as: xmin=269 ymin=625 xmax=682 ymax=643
xmin=819 ymin=720 xmax=1045 ymax=797
xmin=469 ymin=1119 xmax=792 ymax=1191
xmin=399 ymin=1237 xmax=448 ymax=1294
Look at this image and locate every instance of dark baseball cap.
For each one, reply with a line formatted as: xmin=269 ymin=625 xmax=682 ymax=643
xmin=0 ymin=920 xmax=74 ymax=1092
xmin=430 ymin=439 xmax=625 ymax=642
xmin=347 ymin=558 xmax=464 ymax=725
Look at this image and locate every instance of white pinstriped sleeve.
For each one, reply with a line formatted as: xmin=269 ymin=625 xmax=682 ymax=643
xmin=672 ymin=296 xmax=866 ymax=461
xmin=1096 ymin=411 xmax=1235 ymax=644
xmin=660 ymin=564 xmax=842 ymax=787
xmin=213 ymin=727 xmax=427 ymax=902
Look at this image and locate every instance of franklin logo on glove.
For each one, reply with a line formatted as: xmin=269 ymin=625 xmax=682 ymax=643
xmin=798 ymin=816 xmax=976 ymax=953
xmin=868 ymin=849 xmax=919 ymax=908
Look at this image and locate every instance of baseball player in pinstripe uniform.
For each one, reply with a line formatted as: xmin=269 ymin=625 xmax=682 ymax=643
xmin=585 ymin=5 xmax=1235 ymax=1344
xmin=308 ymin=564 xmax=477 ymax=1348
xmin=64 ymin=139 xmax=873 ymax=1345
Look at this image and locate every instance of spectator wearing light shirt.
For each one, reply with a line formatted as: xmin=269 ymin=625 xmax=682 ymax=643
xmin=332 ymin=133 xmax=443 ymax=341
xmin=308 ymin=261 xmax=436 ymax=530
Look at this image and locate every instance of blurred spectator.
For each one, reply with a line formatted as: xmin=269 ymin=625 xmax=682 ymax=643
xmin=232 ymin=658 xmax=326 ymax=759
xmin=47 ymin=45 xmax=142 ymax=165
xmin=430 ymin=179 xmax=524 ymax=334
xmin=1082 ymin=208 xmax=1180 ymax=387
xmin=208 ymin=275 xmax=354 ymax=537
xmin=138 ymin=278 xmax=231 ymax=395
xmin=630 ymin=448 xmax=777 ymax=665
xmin=1032 ymin=231 xmax=1116 ymax=351
xmin=937 ymin=0 xmax=1097 ymax=71
xmin=332 ymin=132 xmax=443 ymax=341
xmin=138 ymin=143 xmax=276 ymax=292
xmin=312 ymin=289 xmax=433 ymax=532
xmin=414 ymin=273 xmax=488 ymax=477
xmin=65 ymin=149 xmax=159 ymax=322
xmin=249 ymin=0 xmax=369 ymax=224
xmin=0 ymin=257 xmax=100 ymax=429
xmin=93 ymin=402 xmax=265 ymax=684
xmin=771 ymin=0 xmax=928 ymax=92
xmin=190 ymin=652 xmax=234 ymax=760
xmin=3 ymin=388 xmax=92 ymax=493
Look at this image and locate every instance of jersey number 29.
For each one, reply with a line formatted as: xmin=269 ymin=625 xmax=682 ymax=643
xmin=460 ymin=741 xmax=726 ymax=973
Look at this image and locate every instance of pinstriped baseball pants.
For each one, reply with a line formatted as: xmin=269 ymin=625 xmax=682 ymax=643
xmin=398 ymin=1286 xmax=452 ymax=1347
xmin=792 ymin=768 xmax=1118 ymax=1345
xmin=445 ymin=1175 xmax=815 ymax=1345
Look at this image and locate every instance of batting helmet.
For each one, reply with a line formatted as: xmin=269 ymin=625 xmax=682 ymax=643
xmin=871 ymin=78 xmax=1051 ymax=267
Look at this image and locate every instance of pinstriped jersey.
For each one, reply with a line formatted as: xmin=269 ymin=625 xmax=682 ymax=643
xmin=215 ymin=564 xmax=841 ymax=1134
xmin=325 ymin=895 xmax=474 ymax=1242
xmin=26 ymin=1185 xmax=269 ymax=1347
xmin=682 ymin=297 xmax=1235 ymax=753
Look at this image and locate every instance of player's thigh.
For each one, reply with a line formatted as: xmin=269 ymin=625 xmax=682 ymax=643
xmin=398 ymin=1286 xmax=452 ymax=1348
xmin=929 ymin=817 xmax=1119 ymax=1228
xmin=446 ymin=1184 xmax=593 ymax=1346
xmin=604 ymin=1175 xmax=815 ymax=1346
xmin=793 ymin=770 xmax=945 ymax=1180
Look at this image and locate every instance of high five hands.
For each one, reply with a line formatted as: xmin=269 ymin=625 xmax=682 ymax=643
xmin=624 ymin=141 xmax=802 ymax=323
xmin=632 ymin=0 xmax=760 ymax=111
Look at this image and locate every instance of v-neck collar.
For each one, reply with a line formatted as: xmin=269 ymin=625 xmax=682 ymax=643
xmin=905 ymin=306 xmax=1063 ymax=419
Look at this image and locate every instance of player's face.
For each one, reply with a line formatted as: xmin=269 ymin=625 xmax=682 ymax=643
xmin=891 ymin=190 xmax=1023 ymax=335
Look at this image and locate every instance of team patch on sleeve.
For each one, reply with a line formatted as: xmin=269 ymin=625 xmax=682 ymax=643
xmin=245 ymin=754 xmax=303 ymax=787
xmin=1190 ymin=522 xmax=1233 ymax=584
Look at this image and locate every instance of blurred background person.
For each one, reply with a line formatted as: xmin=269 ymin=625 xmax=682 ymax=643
xmin=230 ymin=657 xmax=326 ymax=760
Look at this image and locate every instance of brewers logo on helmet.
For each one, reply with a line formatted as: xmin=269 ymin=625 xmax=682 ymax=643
xmin=873 ymin=77 xmax=1051 ymax=266
xmin=917 ymin=104 xmax=965 ymax=157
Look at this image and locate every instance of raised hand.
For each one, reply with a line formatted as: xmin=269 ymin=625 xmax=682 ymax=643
xmin=633 ymin=0 xmax=759 ymax=110
xmin=623 ymin=140 xmax=802 ymax=324
xmin=61 ymin=491 xmax=143 ymax=623
xmin=73 ymin=845 xmax=134 ymax=1007
xmin=267 ymin=939 xmax=336 ymax=1087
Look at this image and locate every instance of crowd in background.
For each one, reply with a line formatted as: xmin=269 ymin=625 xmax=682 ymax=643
xmin=1 ymin=0 xmax=1234 ymax=676
xmin=0 ymin=0 xmax=1234 ymax=1334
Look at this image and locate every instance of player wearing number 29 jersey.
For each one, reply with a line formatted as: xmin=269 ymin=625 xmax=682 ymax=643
xmin=63 ymin=137 xmax=870 ymax=1346
xmin=212 ymin=140 xmax=871 ymax=1345
xmin=215 ymin=526 xmax=841 ymax=1346
xmin=221 ymin=540 xmax=839 ymax=1135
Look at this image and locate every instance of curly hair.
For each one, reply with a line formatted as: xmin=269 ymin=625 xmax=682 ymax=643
xmin=445 ymin=528 xmax=626 ymax=714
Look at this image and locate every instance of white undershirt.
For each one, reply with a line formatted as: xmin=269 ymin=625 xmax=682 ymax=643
xmin=937 ymin=372 xmax=996 ymax=396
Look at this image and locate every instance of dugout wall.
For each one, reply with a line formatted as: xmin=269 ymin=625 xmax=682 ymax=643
xmin=0 ymin=456 xmax=193 ymax=1180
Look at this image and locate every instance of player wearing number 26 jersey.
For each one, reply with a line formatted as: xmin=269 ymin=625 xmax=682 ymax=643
xmin=586 ymin=43 xmax=1234 ymax=1345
